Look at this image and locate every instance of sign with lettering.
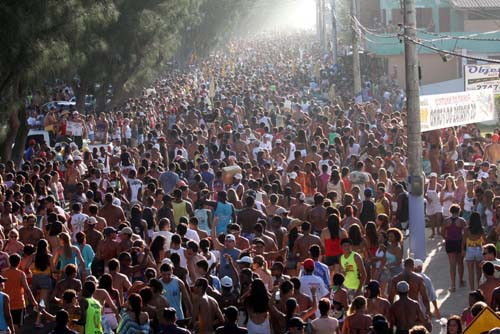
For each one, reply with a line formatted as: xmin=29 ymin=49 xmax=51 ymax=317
xmin=465 ymin=64 xmax=500 ymax=94
xmin=419 ymin=89 xmax=495 ymax=132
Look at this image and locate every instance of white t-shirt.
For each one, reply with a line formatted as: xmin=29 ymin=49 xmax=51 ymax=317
xmin=318 ymin=159 xmax=332 ymax=174
xmin=70 ymin=212 xmax=89 ymax=241
xmin=128 ymin=178 xmax=142 ymax=202
xmin=185 ymin=228 xmax=200 ymax=243
xmin=152 ymin=231 xmax=173 ymax=252
xmin=169 ymin=247 xmax=187 ymax=268
xmin=349 ymin=171 xmax=370 ymax=193
xmin=299 ymin=274 xmax=329 ymax=317
xmin=311 ymin=316 xmax=339 ymax=334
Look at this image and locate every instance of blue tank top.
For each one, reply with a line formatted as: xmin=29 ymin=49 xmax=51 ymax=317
xmin=59 ymin=250 xmax=78 ymax=270
xmin=162 ymin=277 xmax=183 ymax=320
xmin=214 ymin=202 xmax=233 ymax=235
xmin=195 ymin=209 xmax=211 ymax=234
xmin=0 ymin=293 xmax=8 ymax=330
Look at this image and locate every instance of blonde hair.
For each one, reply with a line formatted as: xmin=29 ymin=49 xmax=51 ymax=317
xmin=58 ymin=232 xmax=73 ymax=258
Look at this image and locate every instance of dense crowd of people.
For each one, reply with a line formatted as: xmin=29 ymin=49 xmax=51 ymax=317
xmin=1 ymin=33 xmax=499 ymax=334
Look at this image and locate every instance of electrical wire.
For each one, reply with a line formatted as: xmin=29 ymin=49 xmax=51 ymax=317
xmin=351 ymin=15 xmax=400 ymax=38
xmin=406 ymin=27 xmax=500 ymax=42
xmin=351 ymin=13 xmax=500 ymax=62
xmin=403 ymin=34 xmax=500 ymax=63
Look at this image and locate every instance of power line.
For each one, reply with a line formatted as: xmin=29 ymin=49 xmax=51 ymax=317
xmin=403 ymin=35 xmax=500 ymax=63
xmin=352 ymin=15 xmax=500 ymax=62
xmin=408 ymin=27 xmax=500 ymax=42
xmin=351 ymin=15 xmax=399 ymax=38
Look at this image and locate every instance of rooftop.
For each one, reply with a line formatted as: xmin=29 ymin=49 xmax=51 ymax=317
xmin=452 ymin=0 xmax=500 ymax=8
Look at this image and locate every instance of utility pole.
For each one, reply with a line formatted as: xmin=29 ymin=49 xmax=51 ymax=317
xmin=320 ymin=0 xmax=326 ymax=51
xmin=316 ymin=0 xmax=321 ymax=42
xmin=351 ymin=0 xmax=361 ymax=97
xmin=404 ymin=0 xmax=426 ymax=261
xmin=331 ymin=0 xmax=338 ymax=64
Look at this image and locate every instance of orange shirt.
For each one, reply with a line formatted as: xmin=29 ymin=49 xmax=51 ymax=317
xmin=3 ymin=268 xmax=25 ymax=310
xmin=296 ymin=172 xmax=307 ymax=195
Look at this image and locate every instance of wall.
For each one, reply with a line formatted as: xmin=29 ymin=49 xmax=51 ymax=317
xmin=387 ymin=53 xmax=460 ymax=87
xmin=464 ymin=19 xmax=500 ymax=32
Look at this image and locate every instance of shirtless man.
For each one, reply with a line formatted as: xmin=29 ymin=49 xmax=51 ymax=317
xmin=292 ymin=221 xmax=324 ymax=263
xmin=390 ymin=281 xmax=425 ymax=334
xmin=0 ymin=202 xmax=17 ymax=234
xmin=85 ymin=275 xmax=120 ymax=320
xmin=64 ymin=159 xmax=81 ymax=199
xmin=340 ymin=206 xmax=362 ymax=231
xmin=307 ymin=193 xmax=327 ymax=233
xmin=478 ymin=262 xmax=500 ymax=306
xmin=108 ymin=258 xmax=132 ymax=303
xmin=483 ymin=134 xmax=500 ymax=163
xmin=253 ymin=223 xmax=277 ymax=252
xmin=304 ymin=145 xmax=321 ymax=165
xmin=185 ymin=240 xmax=206 ymax=283
xmin=18 ymin=214 xmax=44 ymax=246
xmin=289 ymin=193 xmax=310 ymax=221
xmin=365 ymin=280 xmax=390 ymax=319
xmin=287 ymin=151 xmax=304 ymax=172
xmin=388 ymin=258 xmax=430 ymax=319
xmin=84 ymin=217 xmax=103 ymax=251
xmin=88 ymin=204 xmax=107 ymax=232
xmin=236 ymin=196 xmax=266 ymax=239
xmin=191 ymin=277 xmax=224 ymax=334
xmin=94 ymin=227 xmax=120 ymax=276
xmin=149 ymin=278 xmax=170 ymax=311
xmin=287 ymin=174 xmax=303 ymax=196
xmin=232 ymin=132 xmax=250 ymax=160
xmin=98 ymin=193 xmax=126 ymax=228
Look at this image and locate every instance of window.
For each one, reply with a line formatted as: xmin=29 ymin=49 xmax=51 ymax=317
xmin=416 ymin=8 xmax=433 ymax=29
xmin=439 ymin=8 xmax=451 ymax=32
xmin=391 ymin=8 xmax=403 ymax=25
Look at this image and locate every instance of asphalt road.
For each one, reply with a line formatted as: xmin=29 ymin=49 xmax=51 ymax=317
xmin=404 ymin=229 xmax=469 ymax=334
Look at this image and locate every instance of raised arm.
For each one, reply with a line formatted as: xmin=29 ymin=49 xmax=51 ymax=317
xmin=210 ymin=217 xmax=224 ymax=250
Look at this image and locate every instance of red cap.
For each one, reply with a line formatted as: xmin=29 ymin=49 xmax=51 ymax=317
xmin=493 ymin=133 xmax=499 ymax=143
xmin=303 ymin=258 xmax=315 ymax=271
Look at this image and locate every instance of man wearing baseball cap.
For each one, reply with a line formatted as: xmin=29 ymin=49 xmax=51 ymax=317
xmin=286 ymin=317 xmax=306 ymax=334
xmin=413 ymin=259 xmax=440 ymax=319
xmin=210 ymin=228 xmax=240 ymax=283
xmin=299 ymin=258 xmax=329 ymax=317
xmin=217 ymin=276 xmax=240 ymax=310
xmin=389 ymin=281 xmax=425 ymax=333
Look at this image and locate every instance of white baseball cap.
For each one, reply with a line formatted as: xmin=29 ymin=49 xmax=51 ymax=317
xmin=237 ymin=256 xmax=252 ymax=264
xmin=221 ymin=276 xmax=233 ymax=288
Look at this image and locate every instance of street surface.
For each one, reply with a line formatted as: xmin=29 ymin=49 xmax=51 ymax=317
xmin=406 ymin=229 xmax=468 ymax=334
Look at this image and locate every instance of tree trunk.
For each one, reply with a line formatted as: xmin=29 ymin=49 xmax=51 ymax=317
xmin=11 ymin=107 xmax=28 ymax=166
xmin=96 ymin=80 xmax=109 ymax=113
xmin=75 ymin=81 xmax=87 ymax=114
xmin=109 ymin=84 xmax=127 ymax=110
xmin=2 ymin=102 xmax=23 ymax=163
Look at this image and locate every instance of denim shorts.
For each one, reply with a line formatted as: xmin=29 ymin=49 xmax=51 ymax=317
xmin=32 ymin=274 xmax=52 ymax=291
xmin=465 ymin=247 xmax=483 ymax=262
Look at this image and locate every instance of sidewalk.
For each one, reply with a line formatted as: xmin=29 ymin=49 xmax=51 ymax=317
xmin=404 ymin=229 xmax=469 ymax=334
